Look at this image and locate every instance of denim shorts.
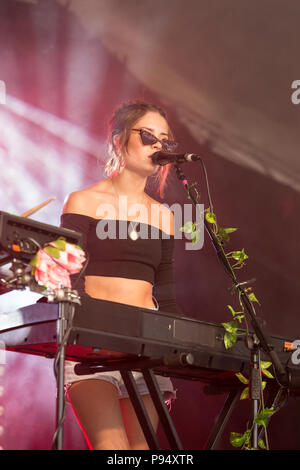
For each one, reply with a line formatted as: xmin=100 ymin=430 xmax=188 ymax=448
xmin=65 ymin=361 xmax=176 ymax=405
xmin=64 ymin=299 xmax=176 ymax=405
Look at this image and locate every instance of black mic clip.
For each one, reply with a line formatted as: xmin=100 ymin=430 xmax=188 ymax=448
xmin=151 ymin=151 xmax=202 ymax=166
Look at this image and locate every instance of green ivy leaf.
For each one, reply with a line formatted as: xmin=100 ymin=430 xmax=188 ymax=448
xmin=224 ymin=227 xmax=238 ymax=234
xmin=29 ymin=253 xmax=39 ymax=268
xmin=180 ymin=221 xmax=201 ymax=243
xmin=261 ymin=368 xmax=274 ymax=379
xmin=260 ymin=361 xmax=274 ymax=379
xmin=180 ymin=221 xmax=194 ymax=233
xmin=222 ymin=321 xmax=238 ymax=349
xmin=44 ymin=245 xmax=60 ymax=259
xmin=230 ymin=432 xmax=246 ymax=448
xmin=248 ymin=292 xmax=260 ymax=305
xmin=260 ymin=361 xmax=272 ymax=369
xmin=205 ymin=211 xmax=217 ymax=224
xmin=227 ymin=305 xmax=244 ymax=323
xmin=218 ymin=227 xmax=238 ymax=243
xmin=223 ymin=331 xmax=237 ymax=349
xmin=191 ymin=229 xmax=201 ymax=244
xmin=50 ymin=237 xmax=66 ymax=251
xmin=258 ymin=438 xmax=267 ymax=450
xmin=227 ymin=305 xmax=237 ymax=316
xmin=221 ymin=320 xmax=238 ymax=333
xmin=231 ymin=249 xmax=248 ymax=263
xmin=217 ymin=227 xmax=230 ymax=242
xmin=235 ymin=373 xmax=249 ymax=385
xmin=230 ymin=430 xmax=251 ymax=448
xmin=234 ymin=314 xmax=245 ymax=323
xmin=240 ymin=386 xmax=249 ymax=400
xmin=254 ymin=407 xmax=275 ymax=427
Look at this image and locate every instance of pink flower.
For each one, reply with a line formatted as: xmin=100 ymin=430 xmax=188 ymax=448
xmin=53 ymin=243 xmax=86 ymax=274
xmin=32 ymin=241 xmax=86 ymax=290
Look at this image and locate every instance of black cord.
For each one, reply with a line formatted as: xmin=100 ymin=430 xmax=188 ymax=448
xmin=23 ymin=236 xmax=43 ymax=252
xmin=73 ymin=252 xmax=90 ymax=290
xmin=198 ymin=158 xmax=214 ymax=213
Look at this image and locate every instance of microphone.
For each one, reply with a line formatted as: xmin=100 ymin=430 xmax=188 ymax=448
xmin=151 ymin=151 xmax=202 ymax=166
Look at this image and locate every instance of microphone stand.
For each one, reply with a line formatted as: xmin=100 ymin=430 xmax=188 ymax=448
xmin=173 ymin=163 xmax=296 ymax=447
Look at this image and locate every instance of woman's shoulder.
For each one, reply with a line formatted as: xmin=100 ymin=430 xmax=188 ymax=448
xmin=62 ymin=188 xmax=93 ymax=216
xmin=62 ymin=180 xmax=113 ymax=217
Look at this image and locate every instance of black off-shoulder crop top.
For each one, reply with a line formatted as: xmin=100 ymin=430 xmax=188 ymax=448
xmin=60 ymin=213 xmax=182 ymax=314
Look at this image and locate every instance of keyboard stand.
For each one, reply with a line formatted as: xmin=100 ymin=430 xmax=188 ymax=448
xmin=119 ymin=369 xmax=160 ymax=449
xmin=203 ymin=387 xmax=241 ymax=450
xmin=143 ymin=369 xmax=183 ymax=449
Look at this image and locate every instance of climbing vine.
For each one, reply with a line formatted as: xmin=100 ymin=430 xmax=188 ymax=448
xmin=181 ymin=203 xmax=275 ymax=450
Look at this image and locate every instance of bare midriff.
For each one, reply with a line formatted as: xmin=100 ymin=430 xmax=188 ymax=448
xmin=84 ymin=275 xmax=155 ymax=309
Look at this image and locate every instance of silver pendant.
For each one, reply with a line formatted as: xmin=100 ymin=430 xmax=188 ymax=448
xmin=129 ymin=229 xmax=139 ymax=241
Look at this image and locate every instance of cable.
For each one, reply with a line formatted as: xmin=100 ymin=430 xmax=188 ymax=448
xmin=199 ymin=158 xmax=215 ymax=214
xmin=72 ymin=252 xmax=90 ymax=290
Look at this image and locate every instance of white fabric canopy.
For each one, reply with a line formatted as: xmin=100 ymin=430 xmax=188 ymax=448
xmin=56 ymin=0 xmax=300 ymax=191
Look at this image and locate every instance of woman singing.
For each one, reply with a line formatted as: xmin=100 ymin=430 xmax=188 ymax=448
xmin=60 ymin=101 xmax=183 ymax=450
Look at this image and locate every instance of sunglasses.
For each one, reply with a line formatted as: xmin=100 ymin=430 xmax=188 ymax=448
xmin=131 ymin=128 xmax=178 ymax=153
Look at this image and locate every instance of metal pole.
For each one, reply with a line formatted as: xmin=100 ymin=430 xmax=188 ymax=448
xmin=54 ymin=301 xmax=68 ymax=450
